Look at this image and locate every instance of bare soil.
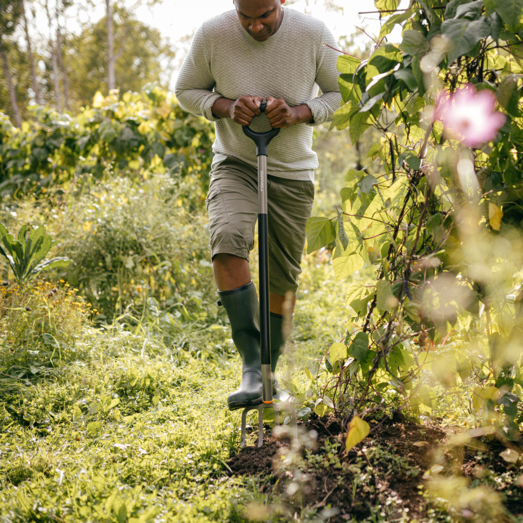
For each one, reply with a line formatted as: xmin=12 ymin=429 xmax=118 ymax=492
xmin=227 ymin=413 xmax=523 ymax=521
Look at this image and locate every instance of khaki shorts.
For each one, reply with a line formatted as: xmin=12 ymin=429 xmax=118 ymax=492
xmin=206 ymin=156 xmax=314 ymax=296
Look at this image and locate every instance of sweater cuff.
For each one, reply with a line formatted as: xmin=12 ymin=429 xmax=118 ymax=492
xmin=202 ymin=92 xmax=224 ymax=122
xmin=304 ymin=99 xmax=328 ymax=127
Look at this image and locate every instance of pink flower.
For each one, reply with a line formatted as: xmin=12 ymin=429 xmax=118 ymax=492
xmin=436 ymin=84 xmax=506 ymax=148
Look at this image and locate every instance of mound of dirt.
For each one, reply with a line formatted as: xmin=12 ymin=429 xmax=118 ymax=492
xmin=227 ymin=413 xmax=523 ymax=521
xmin=227 ymin=413 xmax=445 ymax=521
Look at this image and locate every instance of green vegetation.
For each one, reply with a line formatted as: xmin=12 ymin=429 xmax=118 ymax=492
xmin=1 ymin=0 xmax=523 ymax=521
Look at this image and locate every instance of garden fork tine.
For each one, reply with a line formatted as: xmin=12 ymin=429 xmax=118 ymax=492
xmin=241 ymin=99 xmax=298 ymax=448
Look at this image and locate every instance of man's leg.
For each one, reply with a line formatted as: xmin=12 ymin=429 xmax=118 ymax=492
xmin=207 ymin=158 xmax=263 ymax=410
xmin=213 ymin=253 xmax=296 ymax=316
xmin=266 ymin=176 xmax=315 ymax=380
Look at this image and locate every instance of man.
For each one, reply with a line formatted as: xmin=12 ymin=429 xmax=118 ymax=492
xmin=175 ymin=0 xmax=341 ymax=410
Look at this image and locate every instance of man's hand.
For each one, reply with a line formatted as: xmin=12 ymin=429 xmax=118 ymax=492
xmin=212 ymin=95 xmax=264 ymax=126
xmin=265 ymin=97 xmax=313 ymax=128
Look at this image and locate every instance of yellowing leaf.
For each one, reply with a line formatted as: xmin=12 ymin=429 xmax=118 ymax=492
xmin=108 ymin=398 xmax=120 ymax=410
xmin=314 ymin=404 xmax=327 ymax=417
xmin=305 ymin=368 xmax=315 ymax=381
xmin=93 ymin=91 xmax=104 ymax=108
xmin=333 ymin=253 xmax=364 ymax=280
xmin=330 ymin=342 xmax=347 ymax=364
xmin=489 ymin=203 xmax=503 ymax=231
xmin=345 ymin=415 xmax=370 ymax=452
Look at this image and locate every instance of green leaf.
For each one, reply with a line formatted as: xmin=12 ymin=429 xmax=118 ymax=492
xmin=332 ymin=101 xmax=356 ymax=131
xmin=349 ymin=109 xmax=373 ymax=144
xmin=330 ymin=342 xmax=347 ymax=364
xmin=333 ymin=252 xmax=365 ymax=280
xmin=305 ymin=217 xmax=336 ymax=254
xmin=337 ymin=55 xmax=361 ymax=74
xmin=349 ymin=332 xmax=369 ymax=362
xmin=394 ymin=67 xmax=418 ymax=91
xmin=379 ymin=9 xmax=415 ymax=38
xmin=497 ymin=74 xmax=520 ymax=116
xmin=377 ymin=280 xmax=398 ymax=312
xmin=411 ymin=57 xmax=426 ymax=96
xmin=33 ymin=258 xmax=72 ymax=277
xmin=360 ymin=174 xmax=378 ymax=193
xmin=337 ymin=209 xmax=350 ymax=250
xmin=24 ymin=226 xmax=51 ymax=276
xmin=87 ymin=421 xmax=103 ymax=436
xmin=417 ymin=0 xmax=441 ymax=24
xmin=374 ymin=0 xmax=400 ymax=15
xmin=442 ymin=17 xmax=492 ymax=64
xmin=399 ymin=30 xmax=430 ymax=57
xmin=404 ymin=299 xmax=421 ymax=323
xmin=484 ymin=0 xmax=523 ymax=31
xmin=455 ymin=0 xmax=484 ymax=20
xmin=446 ymin=0 xmax=477 ymax=19
xmin=359 ymin=92 xmax=385 ymax=113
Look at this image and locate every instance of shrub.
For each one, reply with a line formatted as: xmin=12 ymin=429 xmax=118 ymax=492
xmin=0 ymin=280 xmax=92 ymax=369
xmin=2 ymin=170 xmax=216 ymax=321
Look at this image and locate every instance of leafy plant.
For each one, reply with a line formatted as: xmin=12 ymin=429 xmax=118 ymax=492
xmin=0 ymin=224 xmax=70 ymax=283
xmin=306 ymin=0 xmax=523 ymax=442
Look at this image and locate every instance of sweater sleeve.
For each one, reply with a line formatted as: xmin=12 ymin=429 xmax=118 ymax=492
xmin=174 ymin=26 xmax=222 ymax=122
xmin=304 ymin=24 xmax=342 ymax=126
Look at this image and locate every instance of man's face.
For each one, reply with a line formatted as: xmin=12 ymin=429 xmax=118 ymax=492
xmin=234 ymin=0 xmax=285 ymax=42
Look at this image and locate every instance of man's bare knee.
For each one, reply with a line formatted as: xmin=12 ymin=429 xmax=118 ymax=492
xmin=213 ymin=253 xmax=251 ymax=291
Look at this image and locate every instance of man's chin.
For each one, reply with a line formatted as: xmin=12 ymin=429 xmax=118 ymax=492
xmin=250 ymin=31 xmax=270 ymax=42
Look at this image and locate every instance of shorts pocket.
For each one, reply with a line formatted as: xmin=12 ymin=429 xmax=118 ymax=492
xmin=206 ymin=187 xmax=229 ymax=224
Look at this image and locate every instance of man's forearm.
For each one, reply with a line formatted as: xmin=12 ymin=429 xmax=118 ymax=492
xmin=212 ymin=97 xmax=234 ymax=119
xmin=291 ymin=104 xmax=313 ymax=125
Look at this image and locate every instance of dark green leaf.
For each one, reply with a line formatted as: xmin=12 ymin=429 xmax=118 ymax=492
xmin=394 ymin=68 xmax=418 ymax=91
xmin=337 ymin=209 xmax=350 ymax=250
xmin=484 ymin=0 xmax=523 ymax=31
xmin=411 ymin=57 xmax=426 ymax=96
xmin=350 ymin=332 xmax=369 ymax=362
xmin=442 ymin=17 xmax=493 ymax=64
xmin=399 ymin=30 xmax=430 ymax=57
xmin=359 ymin=92 xmax=385 ymax=113
xmin=455 ymin=0 xmax=484 ymax=20
xmin=360 ymin=175 xmax=378 ymax=193
xmin=349 ymin=110 xmax=373 ymax=144
xmin=446 ymin=0 xmax=477 ymax=19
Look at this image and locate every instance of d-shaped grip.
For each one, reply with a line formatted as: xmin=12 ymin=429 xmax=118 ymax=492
xmin=243 ymin=127 xmax=280 ymax=157
xmin=242 ymin=99 xmax=280 ymax=157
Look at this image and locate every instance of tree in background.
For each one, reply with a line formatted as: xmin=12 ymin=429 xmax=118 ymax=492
xmin=0 ymin=0 xmax=23 ymax=127
xmin=20 ymin=0 xmax=42 ymax=105
xmin=66 ymin=4 xmax=174 ymax=110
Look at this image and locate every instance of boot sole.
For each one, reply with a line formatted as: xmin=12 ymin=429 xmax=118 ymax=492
xmin=228 ymin=396 xmax=263 ymax=411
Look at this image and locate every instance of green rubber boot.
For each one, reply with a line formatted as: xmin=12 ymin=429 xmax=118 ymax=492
xmin=219 ymin=282 xmax=263 ymax=411
xmin=270 ymin=312 xmax=291 ymax=390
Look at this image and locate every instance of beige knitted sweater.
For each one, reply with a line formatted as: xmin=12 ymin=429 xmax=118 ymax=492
xmin=175 ymin=8 xmax=341 ymax=181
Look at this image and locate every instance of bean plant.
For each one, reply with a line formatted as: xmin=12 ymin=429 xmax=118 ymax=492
xmin=306 ymin=0 xmax=523 ymax=443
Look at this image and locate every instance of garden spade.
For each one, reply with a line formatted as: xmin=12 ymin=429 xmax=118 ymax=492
xmin=241 ymin=100 xmax=298 ymax=448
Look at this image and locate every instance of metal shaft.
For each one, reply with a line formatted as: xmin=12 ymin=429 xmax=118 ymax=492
xmin=258 ymin=154 xmax=273 ymax=404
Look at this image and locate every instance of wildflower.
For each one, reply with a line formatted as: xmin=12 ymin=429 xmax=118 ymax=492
xmin=437 ymin=84 xmax=506 ymax=148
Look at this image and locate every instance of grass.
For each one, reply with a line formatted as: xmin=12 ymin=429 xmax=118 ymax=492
xmin=0 ymin=250 xmax=347 ymax=522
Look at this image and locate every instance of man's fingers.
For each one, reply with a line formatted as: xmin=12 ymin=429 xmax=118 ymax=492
xmin=243 ymin=97 xmax=261 ymax=116
xmin=252 ymin=96 xmax=264 ymax=109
